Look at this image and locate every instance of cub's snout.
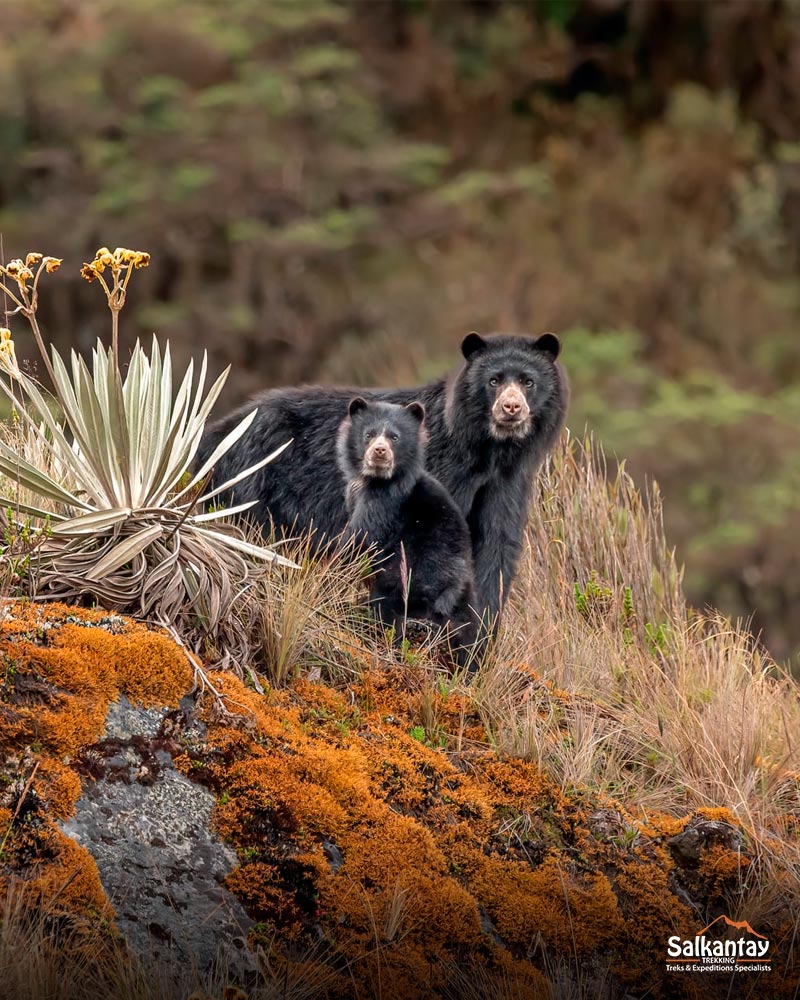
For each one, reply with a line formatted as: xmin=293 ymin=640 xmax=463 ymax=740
xmin=364 ymin=434 xmax=394 ymax=476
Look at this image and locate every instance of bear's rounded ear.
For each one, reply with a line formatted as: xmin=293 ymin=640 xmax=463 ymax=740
xmin=533 ymin=333 xmax=560 ymax=360
xmin=405 ymin=401 xmax=425 ymax=424
xmin=348 ymin=396 xmax=368 ymax=417
xmin=461 ymin=332 xmax=487 ymax=360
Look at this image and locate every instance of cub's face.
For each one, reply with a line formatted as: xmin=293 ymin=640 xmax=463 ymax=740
xmin=460 ymin=332 xmax=561 ymax=441
xmin=343 ymin=398 xmax=425 ymax=480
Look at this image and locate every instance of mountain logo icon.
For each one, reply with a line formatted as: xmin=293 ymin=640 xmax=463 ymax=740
xmin=697 ymin=915 xmax=768 ymax=940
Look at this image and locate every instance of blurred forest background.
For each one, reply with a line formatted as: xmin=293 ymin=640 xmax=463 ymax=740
xmin=1 ymin=0 xmax=799 ymax=668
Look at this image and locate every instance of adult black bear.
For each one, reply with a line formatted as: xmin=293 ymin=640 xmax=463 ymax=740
xmin=337 ymin=397 xmax=479 ymax=661
xmin=199 ymin=333 xmax=568 ymax=623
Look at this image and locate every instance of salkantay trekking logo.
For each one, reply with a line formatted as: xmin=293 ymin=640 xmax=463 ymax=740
xmin=666 ymin=915 xmax=771 ymax=974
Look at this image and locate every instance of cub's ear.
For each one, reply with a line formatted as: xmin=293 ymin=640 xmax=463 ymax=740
xmin=348 ymin=396 xmax=368 ymax=417
xmin=461 ymin=332 xmax=487 ymax=360
xmin=405 ymin=401 xmax=425 ymax=423
xmin=533 ymin=332 xmax=560 ymax=360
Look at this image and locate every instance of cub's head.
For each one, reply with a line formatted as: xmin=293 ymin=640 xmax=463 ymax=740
xmin=338 ymin=398 xmax=426 ymax=482
xmin=458 ymin=332 xmax=561 ymax=441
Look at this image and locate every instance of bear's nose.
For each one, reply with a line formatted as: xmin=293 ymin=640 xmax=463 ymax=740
xmin=373 ymin=443 xmax=388 ymax=458
xmin=502 ymin=397 xmax=522 ymax=416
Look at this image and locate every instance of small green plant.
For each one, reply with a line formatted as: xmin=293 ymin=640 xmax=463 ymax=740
xmin=408 ymin=710 xmax=447 ymax=748
xmin=574 ymin=571 xmax=613 ymax=618
xmin=399 ymin=635 xmax=417 ymax=665
xmin=622 ymin=585 xmax=634 ymax=621
xmin=0 ymin=506 xmax=52 ymax=592
xmin=613 ymin=827 xmax=638 ymax=850
xmin=644 ymin=621 xmax=669 ymax=652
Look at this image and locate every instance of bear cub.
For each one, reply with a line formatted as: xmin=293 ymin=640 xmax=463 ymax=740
xmin=337 ymin=397 xmax=480 ymax=664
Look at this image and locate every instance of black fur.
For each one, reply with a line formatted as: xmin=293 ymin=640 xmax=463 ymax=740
xmin=337 ymin=398 xmax=479 ymax=658
xmin=198 ymin=333 xmax=569 ymax=622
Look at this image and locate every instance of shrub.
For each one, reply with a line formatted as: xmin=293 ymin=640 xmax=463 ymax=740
xmin=0 ymin=249 xmax=294 ymax=666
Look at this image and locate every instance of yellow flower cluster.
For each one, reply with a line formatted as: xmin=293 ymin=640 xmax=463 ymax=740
xmin=80 ymin=246 xmax=150 ymax=282
xmin=3 ymin=259 xmax=34 ymax=287
xmin=0 ymin=327 xmax=19 ymax=375
xmin=25 ymin=252 xmax=62 ymax=272
xmin=1 ymin=254 xmax=61 ymax=291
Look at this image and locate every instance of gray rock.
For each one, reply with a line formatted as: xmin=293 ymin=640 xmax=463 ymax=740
xmin=668 ymin=813 xmax=746 ymax=864
xmin=61 ymin=699 xmax=255 ymax=981
xmin=322 ymin=838 xmax=344 ymax=873
xmin=104 ymin=694 xmax=165 ymax=740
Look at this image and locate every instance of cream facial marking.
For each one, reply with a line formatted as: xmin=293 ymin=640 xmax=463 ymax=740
xmin=490 ymin=381 xmax=531 ymax=439
xmin=363 ymin=429 xmax=395 ymax=477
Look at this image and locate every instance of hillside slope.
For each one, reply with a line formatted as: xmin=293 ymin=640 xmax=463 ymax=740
xmin=0 ymin=440 xmax=797 ymax=999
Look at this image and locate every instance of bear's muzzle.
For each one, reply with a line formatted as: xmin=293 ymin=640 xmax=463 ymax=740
xmin=363 ymin=434 xmax=395 ymax=477
xmin=490 ymin=383 xmax=531 ymax=439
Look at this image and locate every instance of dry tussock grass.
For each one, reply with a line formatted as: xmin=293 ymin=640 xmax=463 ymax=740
xmin=248 ymin=529 xmax=369 ymax=688
xmin=0 ymin=418 xmax=75 ymax=515
xmin=0 ymin=879 xmax=345 ymax=1000
xmin=0 ymin=880 xmax=204 ymax=1000
xmin=468 ymin=436 xmax=799 ymax=930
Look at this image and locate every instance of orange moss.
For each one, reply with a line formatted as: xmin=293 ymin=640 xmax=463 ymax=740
xmin=612 ymin=862 xmax=694 ymax=984
xmin=50 ymin=625 xmax=193 ymax=704
xmin=0 ymin=601 xmax=192 ymax=945
xmin=226 ymin=860 xmax=322 ymax=939
xmin=492 ymin=953 xmax=554 ymax=999
xmin=293 ymin=676 xmax=353 ymax=719
xmin=214 ymin=756 xmax=351 ymax=844
xmin=639 ymin=811 xmax=689 ymax=839
xmin=451 ymin=847 xmax=626 ymax=954
xmin=15 ymin=834 xmax=113 ymax=919
xmin=0 ymin=605 xmax=192 ymax=760
xmin=695 ymin=806 xmax=742 ymax=826
xmin=699 ymin=844 xmax=749 ymax=885
xmin=36 ymin=758 xmax=83 ymax=820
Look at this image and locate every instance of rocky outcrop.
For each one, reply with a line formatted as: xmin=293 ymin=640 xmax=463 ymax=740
xmin=62 ymin=696 xmax=254 ymax=980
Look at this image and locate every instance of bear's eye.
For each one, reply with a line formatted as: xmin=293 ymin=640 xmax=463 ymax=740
xmin=489 ymin=377 xmax=499 ymax=387
xmin=525 ymin=378 xmax=534 ymax=387
xmin=390 ymin=433 xmax=399 ymax=442
xmin=365 ymin=430 xmax=375 ymax=441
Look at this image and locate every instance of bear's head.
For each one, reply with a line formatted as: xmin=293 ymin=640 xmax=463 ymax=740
xmin=458 ymin=332 xmax=561 ymax=441
xmin=338 ymin=398 xmax=426 ymax=482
